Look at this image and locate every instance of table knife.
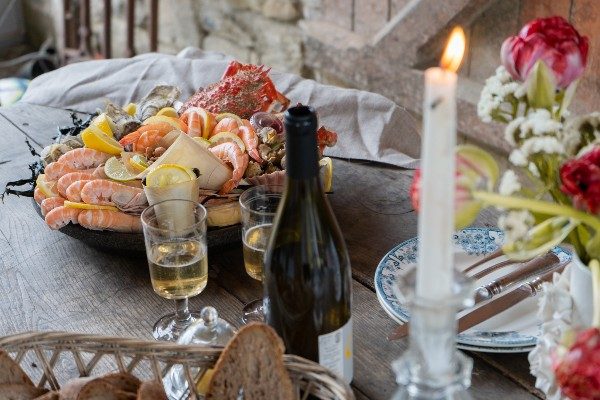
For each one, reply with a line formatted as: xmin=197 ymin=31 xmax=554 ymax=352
xmin=388 ymin=262 xmax=566 ymax=341
xmin=473 ymin=252 xmax=560 ymax=304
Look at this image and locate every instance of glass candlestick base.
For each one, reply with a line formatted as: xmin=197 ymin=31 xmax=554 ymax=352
xmin=391 ymin=269 xmax=475 ymax=400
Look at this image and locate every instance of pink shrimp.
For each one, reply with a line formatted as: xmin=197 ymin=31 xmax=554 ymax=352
xmin=209 ymin=142 xmax=249 ymax=194
xmin=78 ymin=209 xmax=142 ymax=233
xmin=57 ymin=172 xmax=95 ymax=197
xmin=57 ymin=148 xmax=112 ymax=170
xmin=92 ymin=164 xmax=108 ymax=179
xmin=33 ymin=187 xmax=46 ymax=204
xmin=180 ymin=108 xmax=215 ymax=138
xmin=65 ymin=179 xmax=91 ymax=202
xmin=213 ymin=117 xmax=240 ymax=136
xmin=237 ymin=125 xmax=261 ymax=162
xmin=44 ymin=206 xmax=80 ymax=230
xmin=45 ymin=161 xmax=78 ymax=181
xmin=80 ymin=179 xmax=147 ymax=210
xmin=40 ymin=197 xmax=65 ymax=216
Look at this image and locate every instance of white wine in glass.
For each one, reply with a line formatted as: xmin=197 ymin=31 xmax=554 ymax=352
xmin=242 ymin=224 xmax=272 ymax=282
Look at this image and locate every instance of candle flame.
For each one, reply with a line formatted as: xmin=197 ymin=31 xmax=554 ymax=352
xmin=440 ymin=27 xmax=466 ymax=72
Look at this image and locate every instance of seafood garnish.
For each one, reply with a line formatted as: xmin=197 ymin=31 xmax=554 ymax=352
xmin=181 ymin=61 xmax=290 ymax=118
xmin=209 ymin=142 xmax=249 ymax=194
xmin=105 ymin=102 xmax=140 ymax=140
xmin=137 ymin=85 xmax=181 ymax=121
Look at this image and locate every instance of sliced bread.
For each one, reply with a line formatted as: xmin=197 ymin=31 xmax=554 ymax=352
xmin=206 ymin=323 xmax=296 ymax=400
xmin=0 ymin=350 xmax=34 ymax=386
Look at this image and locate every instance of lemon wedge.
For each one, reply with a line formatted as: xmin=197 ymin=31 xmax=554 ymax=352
xmin=123 ymin=103 xmax=137 ymax=116
xmin=129 ymin=154 xmax=149 ymax=172
xmin=82 ymin=126 xmax=123 ymax=155
xmin=92 ymin=113 xmax=114 ymax=137
xmin=36 ymin=174 xmax=59 ymax=197
xmin=145 ymin=164 xmax=195 ymax=187
xmin=64 ymin=201 xmax=119 ymax=211
xmin=104 ymin=156 xmax=139 ymax=181
xmin=142 ymin=115 xmax=186 ymax=131
xmin=156 ymin=107 xmax=179 ymax=118
xmin=319 ymin=157 xmax=333 ymax=192
xmin=193 ymin=137 xmax=211 ymax=148
xmin=209 ymin=131 xmax=245 ymax=152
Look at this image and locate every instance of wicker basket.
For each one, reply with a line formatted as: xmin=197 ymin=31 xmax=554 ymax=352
xmin=0 ymin=332 xmax=354 ymax=400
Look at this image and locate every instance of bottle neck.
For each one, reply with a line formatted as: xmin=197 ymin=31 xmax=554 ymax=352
xmin=285 ymin=129 xmax=320 ymax=180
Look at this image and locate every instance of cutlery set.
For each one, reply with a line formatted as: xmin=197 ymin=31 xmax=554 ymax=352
xmin=388 ymin=251 xmax=567 ymax=340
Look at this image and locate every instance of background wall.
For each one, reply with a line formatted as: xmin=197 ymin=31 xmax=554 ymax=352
xmin=19 ymin=0 xmax=600 ymax=153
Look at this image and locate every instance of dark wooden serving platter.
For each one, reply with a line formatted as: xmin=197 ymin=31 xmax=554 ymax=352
xmin=32 ymin=198 xmax=241 ymax=253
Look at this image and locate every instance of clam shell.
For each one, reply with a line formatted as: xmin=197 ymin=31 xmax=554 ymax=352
xmin=245 ymin=170 xmax=286 ymax=186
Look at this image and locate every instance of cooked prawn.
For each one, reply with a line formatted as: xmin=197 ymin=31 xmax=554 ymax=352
xmin=57 ymin=172 xmax=95 ymax=197
xmin=92 ymin=164 xmax=108 ymax=179
xmin=78 ymin=209 xmax=142 ymax=233
xmin=213 ymin=117 xmax=240 ymax=136
xmin=45 ymin=206 xmax=80 ymax=230
xmin=65 ymin=179 xmax=91 ymax=202
xmin=80 ymin=179 xmax=147 ymax=210
xmin=119 ymin=122 xmax=180 ymax=152
xmin=238 ymin=125 xmax=261 ymax=162
xmin=45 ymin=161 xmax=77 ymax=181
xmin=41 ymin=197 xmax=65 ymax=216
xmin=209 ymin=142 xmax=249 ymax=194
xmin=180 ymin=108 xmax=215 ymax=138
xmin=57 ymin=148 xmax=111 ymax=170
xmin=33 ymin=187 xmax=46 ymax=204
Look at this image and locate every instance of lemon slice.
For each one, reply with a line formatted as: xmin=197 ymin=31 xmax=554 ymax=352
xmin=156 ymin=107 xmax=179 ymax=118
xmin=92 ymin=113 xmax=114 ymax=137
xmin=104 ymin=156 xmax=139 ymax=181
xmin=82 ymin=126 xmax=124 ymax=155
xmin=142 ymin=115 xmax=186 ymax=131
xmin=209 ymin=131 xmax=245 ymax=152
xmin=36 ymin=174 xmax=59 ymax=197
xmin=64 ymin=200 xmax=119 ymax=211
xmin=195 ymin=369 xmax=214 ymax=395
xmin=215 ymin=113 xmax=243 ymax=125
xmin=129 ymin=154 xmax=149 ymax=172
xmin=123 ymin=103 xmax=137 ymax=116
xmin=145 ymin=164 xmax=195 ymax=187
xmin=193 ymin=137 xmax=211 ymax=148
xmin=319 ymin=157 xmax=333 ymax=192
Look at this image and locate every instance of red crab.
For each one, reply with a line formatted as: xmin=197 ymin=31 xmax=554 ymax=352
xmin=181 ymin=61 xmax=290 ymax=119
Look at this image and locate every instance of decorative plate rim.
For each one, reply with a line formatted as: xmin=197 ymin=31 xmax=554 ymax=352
xmin=374 ymin=227 xmax=572 ymax=349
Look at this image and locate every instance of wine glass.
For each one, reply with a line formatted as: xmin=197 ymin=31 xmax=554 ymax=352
xmin=141 ymin=199 xmax=209 ymax=341
xmin=239 ymin=184 xmax=283 ymax=323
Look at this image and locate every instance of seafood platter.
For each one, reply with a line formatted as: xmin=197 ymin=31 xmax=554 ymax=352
xmin=32 ymin=62 xmax=337 ymax=250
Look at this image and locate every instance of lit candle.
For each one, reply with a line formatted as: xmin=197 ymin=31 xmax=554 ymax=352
xmin=416 ymin=27 xmax=466 ymax=300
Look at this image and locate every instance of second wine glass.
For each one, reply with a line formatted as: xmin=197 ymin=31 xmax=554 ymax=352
xmin=239 ymin=184 xmax=283 ymax=323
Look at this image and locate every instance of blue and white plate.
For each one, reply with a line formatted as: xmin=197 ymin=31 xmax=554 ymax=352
xmin=375 ymin=227 xmax=572 ymax=352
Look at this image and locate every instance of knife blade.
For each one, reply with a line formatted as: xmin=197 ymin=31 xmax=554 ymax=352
xmin=387 ymin=262 xmax=566 ymax=341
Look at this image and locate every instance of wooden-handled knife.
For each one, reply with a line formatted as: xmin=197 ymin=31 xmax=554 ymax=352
xmin=388 ymin=262 xmax=567 ymax=341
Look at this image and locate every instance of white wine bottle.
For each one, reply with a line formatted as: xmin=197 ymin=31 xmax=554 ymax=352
xmin=264 ymin=105 xmax=353 ymax=383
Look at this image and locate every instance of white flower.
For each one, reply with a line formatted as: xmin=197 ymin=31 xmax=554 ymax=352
xmin=520 ymin=109 xmax=562 ymax=137
xmin=505 ymin=116 xmax=525 ymax=146
xmin=562 ymin=112 xmax=600 ymax=156
xmin=498 ymin=210 xmax=534 ymax=243
xmin=520 ymin=136 xmax=565 ymax=158
xmin=478 ymin=66 xmax=525 ymax=123
xmin=528 ymin=163 xmax=541 ymax=177
xmin=499 ymin=170 xmax=521 ymax=196
xmin=509 ymin=149 xmax=528 ymax=166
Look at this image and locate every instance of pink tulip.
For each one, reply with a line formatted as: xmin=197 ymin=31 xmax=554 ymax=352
xmin=501 ymin=16 xmax=589 ymax=89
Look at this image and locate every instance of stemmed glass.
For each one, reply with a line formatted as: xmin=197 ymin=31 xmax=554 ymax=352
xmin=239 ymin=184 xmax=283 ymax=323
xmin=141 ymin=199 xmax=209 ymax=341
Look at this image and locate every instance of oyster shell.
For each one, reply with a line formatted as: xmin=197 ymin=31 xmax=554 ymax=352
xmin=40 ymin=143 xmax=72 ymax=166
xmin=137 ymin=85 xmax=181 ymax=121
xmin=105 ymin=102 xmax=140 ymax=140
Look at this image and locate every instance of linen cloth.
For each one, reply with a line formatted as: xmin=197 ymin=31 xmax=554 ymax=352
xmin=21 ymin=48 xmax=420 ymax=167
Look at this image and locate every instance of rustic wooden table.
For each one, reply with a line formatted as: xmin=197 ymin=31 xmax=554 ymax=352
xmin=0 ymin=103 xmax=543 ymax=399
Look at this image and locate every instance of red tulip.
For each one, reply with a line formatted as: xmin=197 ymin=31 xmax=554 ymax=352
xmin=553 ymin=327 xmax=600 ymax=400
xmin=501 ymin=16 xmax=589 ymax=89
xmin=561 ymin=147 xmax=600 ymax=214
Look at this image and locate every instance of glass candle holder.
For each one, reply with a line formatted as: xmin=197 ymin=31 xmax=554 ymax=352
xmin=391 ymin=269 xmax=474 ymax=400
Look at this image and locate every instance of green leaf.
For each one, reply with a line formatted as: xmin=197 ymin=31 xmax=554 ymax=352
xmin=502 ymin=216 xmax=578 ymax=260
xmin=526 ymin=60 xmax=557 ymax=110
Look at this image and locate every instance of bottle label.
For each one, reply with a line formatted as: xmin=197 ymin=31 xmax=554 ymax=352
xmin=318 ymin=318 xmax=353 ymax=383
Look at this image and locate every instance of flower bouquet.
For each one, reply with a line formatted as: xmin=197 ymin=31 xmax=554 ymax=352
xmin=412 ymin=16 xmax=600 ymax=399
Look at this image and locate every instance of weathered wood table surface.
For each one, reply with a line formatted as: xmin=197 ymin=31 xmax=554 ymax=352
xmin=0 ymin=103 xmax=543 ymax=399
